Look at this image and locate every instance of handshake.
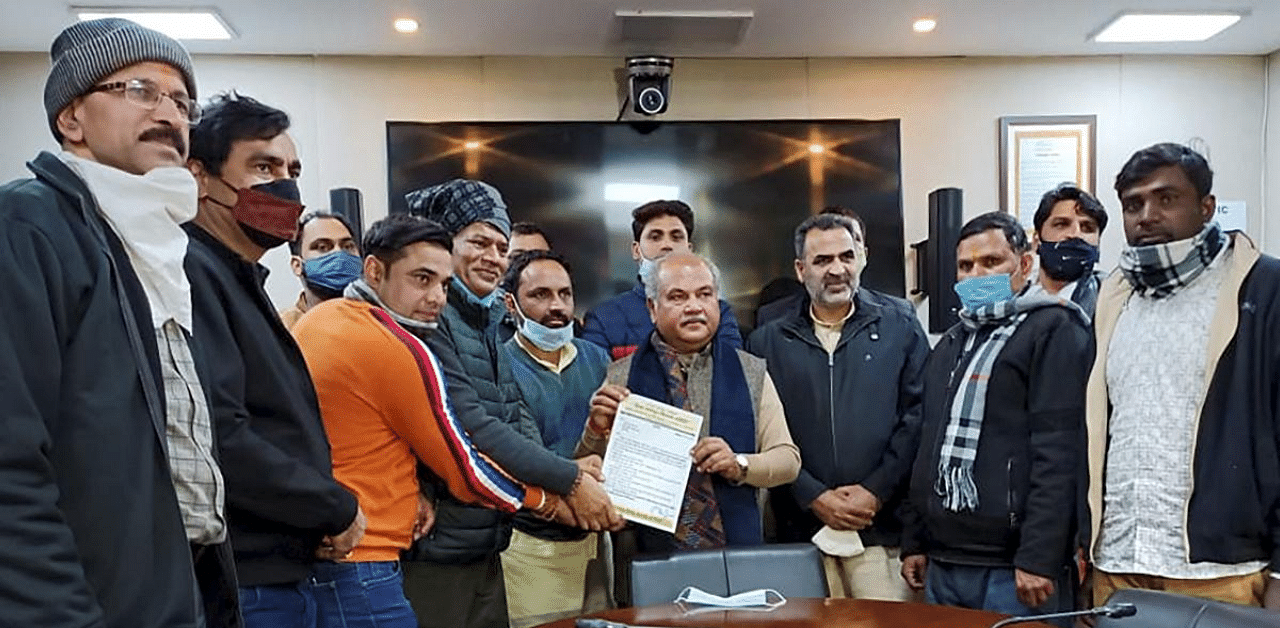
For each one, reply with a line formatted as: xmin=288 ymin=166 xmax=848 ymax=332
xmin=544 ymin=455 xmax=626 ymax=532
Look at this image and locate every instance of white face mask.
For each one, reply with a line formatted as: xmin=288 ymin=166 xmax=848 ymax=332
xmin=512 ymin=300 xmax=574 ymax=352
xmin=638 ymin=254 xmax=658 ymax=278
xmin=674 ymin=586 xmax=786 ymax=610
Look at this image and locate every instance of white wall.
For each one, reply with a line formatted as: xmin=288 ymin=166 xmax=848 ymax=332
xmin=0 ymin=52 xmax=1267 ymax=308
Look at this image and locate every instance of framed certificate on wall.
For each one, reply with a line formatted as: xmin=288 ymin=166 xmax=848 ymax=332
xmin=998 ymin=115 xmax=1096 ymax=228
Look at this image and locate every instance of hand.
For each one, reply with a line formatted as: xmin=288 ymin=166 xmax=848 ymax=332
xmin=317 ymin=506 xmax=366 ymax=560
xmin=810 ymin=489 xmax=875 ymax=531
xmin=690 ymin=437 xmax=744 ymax=483
xmin=901 ymin=554 xmax=928 ymax=590
xmin=587 ymin=385 xmax=629 ymax=433
xmin=1265 ymin=577 xmax=1280 ymax=610
xmin=1015 ymin=568 xmax=1055 ymax=608
xmin=413 ymin=494 xmax=435 ymax=540
xmin=835 ymin=484 xmax=882 ymax=516
xmin=564 ymin=472 xmax=624 ymax=532
xmin=550 ymin=495 xmax=577 ymax=527
xmin=575 ymin=454 xmax=605 ymax=482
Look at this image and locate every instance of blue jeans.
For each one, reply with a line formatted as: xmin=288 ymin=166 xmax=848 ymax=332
xmin=311 ymin=561 xmax=418 ymax=628
xmin=925 ymin=560 xmax=1074 ymax=627
xmin=240 ymin=581 xmax=319 ymax=628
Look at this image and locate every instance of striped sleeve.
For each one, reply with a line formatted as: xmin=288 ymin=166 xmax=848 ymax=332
xmin=369 ymin=308 xmax=539 ymax=513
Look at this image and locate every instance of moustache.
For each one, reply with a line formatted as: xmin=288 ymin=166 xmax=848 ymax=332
xmin=538 ymin=314 xmax=572 ymax=328
xmin=138 ymin=126 xmax=186 ymax=156
xmin=680 ymin=316 xmax=709 ymax=326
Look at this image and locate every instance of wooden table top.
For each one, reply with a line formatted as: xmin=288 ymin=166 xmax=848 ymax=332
xmin=537 ymin=597 xmax=1055 ymax=628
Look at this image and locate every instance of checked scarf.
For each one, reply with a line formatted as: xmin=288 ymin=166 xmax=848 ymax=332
xmin=935 ymin=290 xmax=1088 ymax=513
xmin=1119 ymin=222 xmax=1227 ymax=299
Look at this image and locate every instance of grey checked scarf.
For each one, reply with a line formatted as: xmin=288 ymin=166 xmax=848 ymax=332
xmin=1118 ymin=222 xmax=1227 ymax=299
xmin=936 ymin=290 xmax=1088 ymax=513
xmin=344 ymin=278 xmax=439 ymax=338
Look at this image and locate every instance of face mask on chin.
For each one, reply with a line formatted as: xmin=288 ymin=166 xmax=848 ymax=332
xmin=1037 ymin=237 xmax=1099 ymax=282
xmin=512 ymin=300 xmax=574 ymax=352
xmin=207 ymin=177 xmax=305 ymax=250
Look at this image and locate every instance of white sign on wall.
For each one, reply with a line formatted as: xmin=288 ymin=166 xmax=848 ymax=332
xmin=1216 ymin=201 xmax=1247 ymax=234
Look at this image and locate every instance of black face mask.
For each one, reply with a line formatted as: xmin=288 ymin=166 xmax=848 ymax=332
xmin=208 ymin=178 xmax=304 ymax=250
xmin=1038 ymin=237 xmax=1100 ymax=282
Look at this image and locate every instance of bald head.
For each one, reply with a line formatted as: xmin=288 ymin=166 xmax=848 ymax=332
xmin=643 ymin=252 xmax=722 ymax=353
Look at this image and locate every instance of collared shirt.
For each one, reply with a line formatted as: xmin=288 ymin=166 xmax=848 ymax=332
xmin=1027 ymin=277 xmax=1080 ymax=301
xmin=1097 ymin=246 xmax=1264 ymax=578
xmin=809 ymin=299 xmax=856 ymax=355
xmin=158 ymin=319 xmax=226 ymax=545
xmin=514 ymin=332 xmax=578 ymax=374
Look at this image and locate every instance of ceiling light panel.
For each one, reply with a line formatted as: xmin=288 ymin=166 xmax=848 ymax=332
xmin=75 ymin=8 xmax=235 ymax=40
xmin=1092 ymin=13 xmax=1241 ymax=43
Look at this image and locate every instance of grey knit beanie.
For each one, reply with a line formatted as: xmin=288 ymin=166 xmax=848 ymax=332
xmin=404 ymin=179 xmax=512 ymax=239
xmin=44 ymin=18 xmax=197 ymax=138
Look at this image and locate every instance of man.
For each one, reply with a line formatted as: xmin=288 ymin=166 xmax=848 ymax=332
xmin=900 ymin=211 xmax=1091 ymax=622
xmin=280 ymin=211 xmax=361 ymax=330
xmin=582 ymin=199 xmax=742 ymax=359
xmin=184 ymin=92 xmax=365 ymax=627
xmin=404 ymin=179 xmax=619 ymax=628
xmin=1086 ymin=143 xmax=1280 ymax=608
xmin=579 ymin=251 xmax=801 ymax=604
xmin=0 ymin=18 xmax=236 ymax=627
xmin=295 ymin=215 xmax=574 ymax=628
xmin=748 ymin=213 xmax=928 ymax=601
xmin=499 ymin=250 xmax=611 ymax=627
xmin=508 ymin=220 xmax=552 ymax=260
xmin=1029 ymin=183 xmax=1108 ymax=317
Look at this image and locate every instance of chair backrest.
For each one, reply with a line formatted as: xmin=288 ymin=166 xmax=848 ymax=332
xmin=1100 ymin=588 xmax=1280 ymax=628
xmin=630 ymin=547 xmax=729 ymax=607
xmin=629 ymin=543 xmax=826 ymax=607
xmin=723 ymin=543 xmax=826 ymax=598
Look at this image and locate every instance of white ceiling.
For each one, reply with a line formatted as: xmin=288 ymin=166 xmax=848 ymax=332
xmin=2 ymin=0 xmax=1279 ymax=58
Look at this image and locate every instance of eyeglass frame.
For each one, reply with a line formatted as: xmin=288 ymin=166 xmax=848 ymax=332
xmin=84 ymin=78 xmax=202 ymax=124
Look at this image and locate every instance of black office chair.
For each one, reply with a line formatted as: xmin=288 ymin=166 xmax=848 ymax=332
xmin=1098 ymin=588 xmax=1280 ymax=628
xmin=629 ymin=543 xmax=825 ymax=607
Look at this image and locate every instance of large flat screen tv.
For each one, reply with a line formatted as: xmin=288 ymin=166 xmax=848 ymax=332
xmin=387 ymin=120 xmax=903 ymax=333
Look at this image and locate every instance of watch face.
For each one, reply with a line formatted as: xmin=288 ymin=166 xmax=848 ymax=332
xmin=735 ymin=454 xmax=749 ymax=469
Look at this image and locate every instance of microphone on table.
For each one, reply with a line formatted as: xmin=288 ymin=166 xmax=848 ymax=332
xmin=988 ymin=603 xmax=1137 ymax=628
xmin=575 ymin=620 xmax=649 ymax=628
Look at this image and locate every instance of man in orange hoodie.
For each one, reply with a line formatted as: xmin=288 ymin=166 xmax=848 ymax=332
xmin=295 ymin=215 xmax=606 ymax=628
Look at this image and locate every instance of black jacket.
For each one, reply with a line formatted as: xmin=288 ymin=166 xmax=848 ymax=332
xmin=184 ymin=225 xmax=358 ymax=586
xmin=747 ymin=289 xmax=928 ymax=547
xmin=902 ymin=304 xmax=1092 ymax=578
xmin=405 ymin=282 xmax=578 ymax=563
xmin=1087 ymin=237 xmax=1280 ymax=570
xmin=0 ymin=152 xmax=232 ymax=628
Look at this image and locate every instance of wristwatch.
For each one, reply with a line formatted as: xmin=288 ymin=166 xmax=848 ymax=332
xmin=734 ymin=453 xmax=750 ymax=479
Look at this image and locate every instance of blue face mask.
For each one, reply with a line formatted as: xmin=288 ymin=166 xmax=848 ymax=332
xmin=302 ymin=251 xmax=362 ymax=300
xmin=512 ymin=301 xmax=574 ymax=352
xmin=954 ymin=273 xmax=1014 ymax=311
xmin=452 ymin=276 xmax=500 ymax=309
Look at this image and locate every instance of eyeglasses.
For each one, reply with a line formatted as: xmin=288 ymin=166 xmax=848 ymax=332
xmin=85 ymin=79 xmax=202 ymax=124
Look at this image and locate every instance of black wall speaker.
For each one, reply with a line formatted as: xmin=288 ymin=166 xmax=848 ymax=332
xmin=329 ymin=188 xmax=364 ymax=247
xmin=924 ymin=188 xmax=962 ymax=333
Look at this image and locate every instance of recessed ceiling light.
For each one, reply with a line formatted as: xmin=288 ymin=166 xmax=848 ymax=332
xmin=912 ymin=18 xmax=937 ymax=34
xmin=75 ymin=8 xmax=234 ymax=40
xmin=604 ymin=183 xmax=681 ymax=204
xmin=463 ymin=141 xmax=481 ymax=150
xmin=808 ymin=144 xmax=825 ymax=154
xmin=1092 ymin=13 xmax=1241 ymax=43
xmin=393 ymin=18 xmax=419 ymax=34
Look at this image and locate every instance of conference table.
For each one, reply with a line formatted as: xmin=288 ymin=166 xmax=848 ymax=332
xmin=538 ymin=598 xmax=1055 ymax=627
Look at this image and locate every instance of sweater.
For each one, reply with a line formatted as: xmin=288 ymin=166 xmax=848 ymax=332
xmin=294 ymin=299 xmax=545 ymax=562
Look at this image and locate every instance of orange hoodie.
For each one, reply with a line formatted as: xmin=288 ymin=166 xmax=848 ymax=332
xmin=295 ymin=299 xmax=545 ymax=562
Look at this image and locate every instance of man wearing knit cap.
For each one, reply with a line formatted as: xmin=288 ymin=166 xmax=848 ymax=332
xmin=401 ymin=179 xmax=621 ymax=628
xmin=0 ymin=17 xmax=237 ymax=628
